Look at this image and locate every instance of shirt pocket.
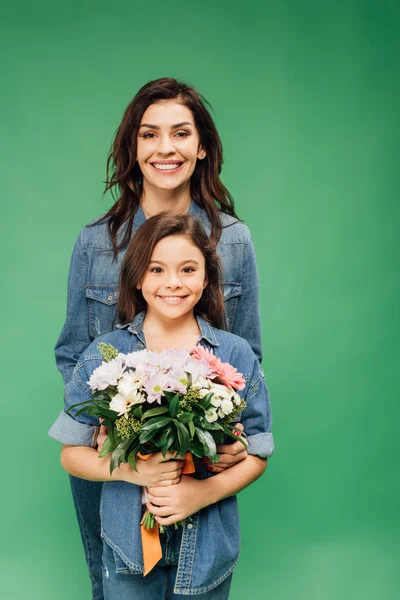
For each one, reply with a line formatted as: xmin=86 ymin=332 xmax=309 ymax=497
xmin=222 ymin=282 xmax=242 ymax=332
xmin=85 ymin=284 xmax=119 ymax=340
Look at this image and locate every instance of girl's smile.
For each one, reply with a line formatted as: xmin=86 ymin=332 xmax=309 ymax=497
xmin=137 ymin=234 xmax=207 ymax=323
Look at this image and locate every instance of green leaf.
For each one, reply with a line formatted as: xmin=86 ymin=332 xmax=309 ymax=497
xmin=98 ymin=435 xmax=114 ymax=458
xmin=195 ymin=427 xmax=218 ymax=461
xmin=178 ymin=413 xmax=193 ymax=424
xmin=128 ymin=451 xmax=138 ymax=471
xmin=65 ymin=399 xmax=93 ymax=414
xmin=163 ymin=391 xmax=177 ymax=402
xmin=174 ymin=420 xmax=190 ymax=454
xmin=223 ymin=426 xmax=248 ymax=448
xmin=188 ymin=419 xmax=195 ymax=439
xmin=156 ymin=426 xmax=172 ymax=447
xmin=190 ymin=439 xmax=205 ymax=458
xmin=141 ymin=406 xmax=169 ymax=421
xmin=109 ymin=440 xmax=128 ymax=473
xmin=168 ymin=394 xmax=180 ymax=418
xmin=199 ymin=392 xmax=214 ymax=410
xmin=140 ymin=416 xmax=172 ymax=431
xmin=132 ymin=405 xmax=143 ymax=419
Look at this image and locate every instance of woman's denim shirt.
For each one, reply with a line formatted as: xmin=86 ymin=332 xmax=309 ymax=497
xmin=50 ymin=312 xmax=273 ymax=595
xmin=55 ymin=201 xmax=262 ymax=395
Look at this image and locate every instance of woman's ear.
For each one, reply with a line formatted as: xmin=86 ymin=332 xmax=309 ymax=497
xmin=203 ymin=278 xmax=208 ymax=289
xmin=197 ymin=146 xmax=206 ymax=160
xmin=136 ymin=283 xmax=142 ymax=290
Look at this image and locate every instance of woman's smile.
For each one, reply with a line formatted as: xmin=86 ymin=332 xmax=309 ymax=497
xmin=150 ymin=160 xmax=185 ymax=174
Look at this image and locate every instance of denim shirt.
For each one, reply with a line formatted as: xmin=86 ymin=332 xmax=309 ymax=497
xmin=55 ymin=201 xmax=262 ymax=392
xmin=49 ymin=312 xmax=273 ymax=594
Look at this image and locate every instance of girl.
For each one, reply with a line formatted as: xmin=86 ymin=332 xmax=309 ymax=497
xmin=51 ymin=213 xmax=273 ymax=599
xmin=54 ymin=78 xmax=262 ymax=599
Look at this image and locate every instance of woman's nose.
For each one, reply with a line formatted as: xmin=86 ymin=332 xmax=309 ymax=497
xmin=157 ymin=134 xmax=175 ymax=154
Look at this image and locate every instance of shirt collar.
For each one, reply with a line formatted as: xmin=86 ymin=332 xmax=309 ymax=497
xmin=122 ymin=311 xmax=219 ymax=348
xmin=131 ymin=200 xmax=208 ymax=233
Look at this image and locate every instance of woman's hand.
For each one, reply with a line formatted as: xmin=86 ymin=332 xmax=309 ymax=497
xmin=206 ymin=423 xmax=248 ymax=473
xmin=147 ymin=475 xmax=211 ymax=526
xmin=96 ymin=422 xmax=108 ymax=454
xmin=119 ymin=452 xmax=184 ymax=488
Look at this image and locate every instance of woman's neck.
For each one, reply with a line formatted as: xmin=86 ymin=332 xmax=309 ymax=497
xmin=140 ymin=182 xmax=191 ymax=218
xmin=143 ymin=311 xmax=200 ymax=353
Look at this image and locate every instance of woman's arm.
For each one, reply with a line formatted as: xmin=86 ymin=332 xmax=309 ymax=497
xmin=55 ymin=231 xmax=92 ymax=386
xmin=232 ymin=230 xmax=262 ymax=363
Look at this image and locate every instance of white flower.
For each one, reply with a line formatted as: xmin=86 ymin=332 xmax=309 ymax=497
xmin=118 ymin=370 xmax=145 ymax=397
xmin=192 ymin=376 xmax=211 ymax=391
xmin=124 ymin=350 xmax=149 ymax=369
xmin=220 ymin=398 xmax=234 ymax=416
xmin=87 ymin=357 xmax=125 ymax=391
xmin=184 ymin=357 xmax=212 ymax=383
xmin=233 ymin=392 xmax=242 ymax=406
xmin=205 ymin=407 xmax=218 ymax=423
xmin=109 ymin=393 xmax=130 ymax=415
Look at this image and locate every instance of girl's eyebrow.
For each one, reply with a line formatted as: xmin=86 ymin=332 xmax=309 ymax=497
xmin=139 ymin=121 xmax=193 ymax=129
xmin=149 ymin=259 xmax=200 ymax=266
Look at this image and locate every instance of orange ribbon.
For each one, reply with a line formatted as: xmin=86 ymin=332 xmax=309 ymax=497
xmin=138 ymin=451 xmax=195 ymax=576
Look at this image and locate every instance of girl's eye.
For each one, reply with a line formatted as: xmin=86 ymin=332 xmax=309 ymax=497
xmin=141 ymin=132 xmax=156 ymax=139
xmin=182 ymin=267 xmax=195 ymax=273
xmin=175 ymin=131 xmax=189 ymax=138
xmin=149 ymin=267 xmax=163 ymax=273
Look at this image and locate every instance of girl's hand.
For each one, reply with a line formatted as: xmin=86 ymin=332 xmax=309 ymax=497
xmin=119 ymin=452 xmax=183 ymax=488
xmin=147 ymin=475 xmax=210 ymax=526
xmin=206 ymin=423 xmax=248 ymax=473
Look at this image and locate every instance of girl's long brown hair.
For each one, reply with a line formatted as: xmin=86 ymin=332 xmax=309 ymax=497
xmin=100 ymin=77 xmax=238 ymax=256
xmin=118 ymin=213 xmax=226 ymax=329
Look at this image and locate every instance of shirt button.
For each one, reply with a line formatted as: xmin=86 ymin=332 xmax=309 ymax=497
xmin=108 ymin=294 xmax=113 ymax=301
xmin=187 ymin=523 xmax=193 ymax=530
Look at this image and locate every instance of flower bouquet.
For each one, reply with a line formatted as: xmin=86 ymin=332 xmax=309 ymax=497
xmin=67 ymin=342 xmax=247 ymax=531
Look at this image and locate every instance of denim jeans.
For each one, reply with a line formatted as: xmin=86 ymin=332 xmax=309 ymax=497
xmin=102 ymin=526 xmax=233 ymax=599
xmin=70 ymin=476 xmax=104 ymax=600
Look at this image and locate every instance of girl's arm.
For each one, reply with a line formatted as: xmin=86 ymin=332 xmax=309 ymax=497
xmin=61 ymin=445 xmax=184 ymax=488
xmin=146 ymin=454 xmax=266 ymax=526
xmin=147 ymin=349 xmax=273 ymax=525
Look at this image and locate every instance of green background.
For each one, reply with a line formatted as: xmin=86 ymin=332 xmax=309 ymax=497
xmin=1 ymin=1 xmax=399 ymax=598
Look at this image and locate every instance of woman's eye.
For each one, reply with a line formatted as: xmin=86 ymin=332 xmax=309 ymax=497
xmin=150 ymin=267 xmax=162 ymax=273
xmin=176 ymin=131 xmax=189 ymax=138
xmin=141 ymin=132 xmax=156 ymax=139
xmin=182 ymin=267 xmax=195 ymax=273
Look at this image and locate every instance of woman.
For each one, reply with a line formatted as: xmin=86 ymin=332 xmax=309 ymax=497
xmin=53 ymin=78 xmax=262 ymax=600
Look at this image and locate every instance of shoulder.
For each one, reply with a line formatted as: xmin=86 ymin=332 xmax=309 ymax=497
xmin=218 ymin=214 xmax=252 ymax=245
xmin=77 ymin=329 xmax=132 ymax=366
xmin=212 ymin=328 xmax=256 ymax=364
xmin=77 ymin=214 xmax=113 ymax=250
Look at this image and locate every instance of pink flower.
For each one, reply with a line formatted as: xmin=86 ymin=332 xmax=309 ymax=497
xmin=191 ymin=345 xmax=220 ymax=369
xmin=191 ymin=346 xmax=245 ymax=390
xmin=213 ymin=361 xmax=246 ymax=390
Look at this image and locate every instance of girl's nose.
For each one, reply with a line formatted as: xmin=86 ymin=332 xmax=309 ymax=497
xmin=166 ymin=274 xmax=183 ymax=289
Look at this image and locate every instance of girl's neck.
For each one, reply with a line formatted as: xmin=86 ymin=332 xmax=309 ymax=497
xmin=143 ymin=310 xmax=200 ymax=353
xmin=140 ymin=183 xmax=191 ymax=218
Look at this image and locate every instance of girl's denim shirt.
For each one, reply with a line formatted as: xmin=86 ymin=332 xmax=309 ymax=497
xmin=49 ymin=312 xmax=274 ymax=595
xmin=55 ymin=201 xmax=262 ymax=395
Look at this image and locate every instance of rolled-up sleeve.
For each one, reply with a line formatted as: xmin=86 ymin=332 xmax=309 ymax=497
xmin=241 ymin=360 xmax=274 ymax=458
xmin=48 ymin=358 xmax=101 ymax=447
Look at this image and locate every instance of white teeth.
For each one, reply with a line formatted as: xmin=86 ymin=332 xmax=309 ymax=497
xmin=153 ymin=163 xmax=181 ymax=170
xmin=159 ymin=296 xmax=184 ymax=304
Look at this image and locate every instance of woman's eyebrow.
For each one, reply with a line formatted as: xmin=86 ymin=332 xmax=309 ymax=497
xmin=139 ymin=121 xmax=193 ymax=129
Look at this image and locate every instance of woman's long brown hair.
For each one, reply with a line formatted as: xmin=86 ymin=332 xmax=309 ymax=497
xmin=99 ymin=77 xmax=238 ymax=256
xmin=118 ymin=213 xmax=226 ymax=329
